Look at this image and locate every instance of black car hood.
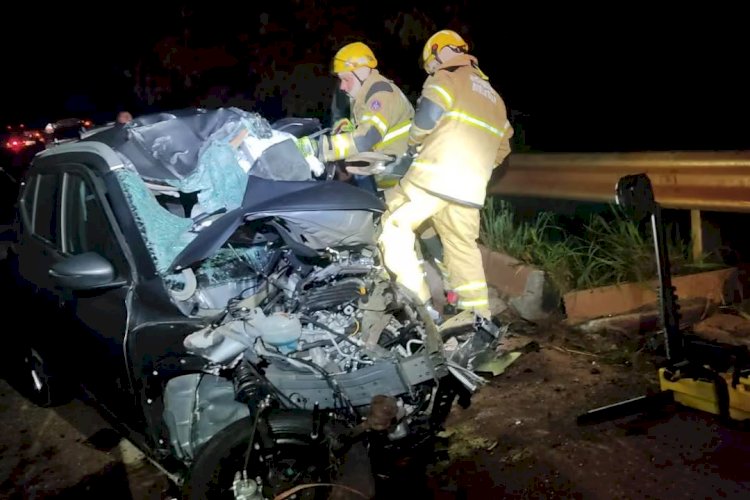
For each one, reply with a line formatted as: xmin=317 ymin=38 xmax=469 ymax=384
xmin=168 ymin=175 xmax=385 ymax=273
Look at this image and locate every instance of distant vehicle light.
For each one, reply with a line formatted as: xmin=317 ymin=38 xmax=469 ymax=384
xmin=5 ymin=137 xmax=24 ymax=152
xmin=4 ymin=134 xmax=41 ymax=152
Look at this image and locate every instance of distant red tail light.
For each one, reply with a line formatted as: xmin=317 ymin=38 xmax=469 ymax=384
xmin=5 ymin=137 xmax=24 ymax=152
xmin=4 ymin=135 xmax=39 ymax=152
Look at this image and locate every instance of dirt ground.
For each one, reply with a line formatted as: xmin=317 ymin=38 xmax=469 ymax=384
xmin=420 ymin=318 xmax=750 ymax=499
xmin=0 ymin=378 xmax=169 ymax=499
xmin=2 ymin=314 xmax=750 ymax=499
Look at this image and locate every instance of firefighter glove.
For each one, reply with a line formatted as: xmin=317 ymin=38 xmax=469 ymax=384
xmin=333 ymin=118 xmax=355 ymax=134
xmin=295 ymin=136 xmax=319 ymax=158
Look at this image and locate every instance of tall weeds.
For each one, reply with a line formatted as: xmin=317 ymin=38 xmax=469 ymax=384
xmin=479 ymin=199 xmax=721 ymax=295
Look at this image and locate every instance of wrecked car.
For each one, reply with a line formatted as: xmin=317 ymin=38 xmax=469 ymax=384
xmin=6 ymin=107 xmax=501 ymax=499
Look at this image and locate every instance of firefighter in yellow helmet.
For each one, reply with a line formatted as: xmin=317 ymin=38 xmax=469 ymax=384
xmin=298 ymin=42 xmax=414 ymax=186
xmin=379 ymin=30 xmax=514 ymax=320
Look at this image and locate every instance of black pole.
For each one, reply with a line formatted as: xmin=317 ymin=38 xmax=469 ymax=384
xmin=649 ymin=206 xmax=684 ymax=363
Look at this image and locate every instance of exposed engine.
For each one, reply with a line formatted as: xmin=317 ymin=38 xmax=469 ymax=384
xmin=163 ymin=237 xmax=500 ymax=462
xmin=179 ymin=243 xmax=463 ymax=409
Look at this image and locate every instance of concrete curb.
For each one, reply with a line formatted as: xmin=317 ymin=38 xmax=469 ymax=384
xmin=479 ymin=245 xmax=559 ymax=321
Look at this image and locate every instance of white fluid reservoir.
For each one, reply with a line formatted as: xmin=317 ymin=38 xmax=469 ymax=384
xmin=256 ymin=312 xmax=303 ymax=353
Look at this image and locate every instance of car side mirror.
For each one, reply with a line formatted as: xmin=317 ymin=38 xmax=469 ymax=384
xmin=49 ymin=252 xmax=126 ymax=290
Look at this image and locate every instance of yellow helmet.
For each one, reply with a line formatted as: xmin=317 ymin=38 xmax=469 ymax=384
xmin=332 ymin=42 xmax=378 ymax=74
xmin=422 ymin=29 xmax=468 ymax=72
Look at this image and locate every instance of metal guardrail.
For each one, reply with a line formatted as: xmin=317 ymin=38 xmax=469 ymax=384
xmin=488 ymin=151 xmax=750 ymax=212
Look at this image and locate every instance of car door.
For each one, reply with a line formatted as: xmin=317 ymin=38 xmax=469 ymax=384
xmin=55 ymin=165 xmax=138 ymax=423
xmin=16 ymin=169 xmax=65 ymax=309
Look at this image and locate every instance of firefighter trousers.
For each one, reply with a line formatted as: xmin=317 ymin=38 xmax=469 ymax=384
xmin=380 ymin=181 xmax=491 ymax=317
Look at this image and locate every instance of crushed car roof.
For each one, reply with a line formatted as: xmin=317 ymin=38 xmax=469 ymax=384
xmin=71 ymin=107 xmax=385 ymax=274
xmin=81 ymin=107 xmax=258 ymax=182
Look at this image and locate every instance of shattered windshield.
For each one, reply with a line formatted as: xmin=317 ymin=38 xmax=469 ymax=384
xmin=112 ymin=107 xmax=316 ymax=275
xmin=115 ymin=167 xmax=196 ymax=273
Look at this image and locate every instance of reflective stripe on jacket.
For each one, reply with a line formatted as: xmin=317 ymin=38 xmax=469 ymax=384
xmin=321 ymin=69 xmax=414 ymax=161
xmin=402 ymin=54 xmax=513 ymax=207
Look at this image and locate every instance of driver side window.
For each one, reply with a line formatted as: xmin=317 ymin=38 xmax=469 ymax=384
xmin=62 ymin=172 xmax=128 ymax=275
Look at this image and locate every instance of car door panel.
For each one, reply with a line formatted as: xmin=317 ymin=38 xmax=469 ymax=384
xmin=16 ymin=171 xmax=64 ymax=300
xmin=57 ymin=168 xmax=138 ymax=424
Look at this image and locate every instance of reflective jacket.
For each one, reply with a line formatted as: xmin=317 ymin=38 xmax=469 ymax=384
xmin=402 ymin=54 xmax=513 ymax=207
xmin=320 ymin=69 xmax=414 ymax=161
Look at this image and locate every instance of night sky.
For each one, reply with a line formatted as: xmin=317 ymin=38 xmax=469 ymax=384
xmin=2 ymin=2 xmax=747 ymax=153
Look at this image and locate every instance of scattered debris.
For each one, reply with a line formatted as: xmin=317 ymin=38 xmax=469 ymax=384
xmin=693 ymin=312 xmax=750 ymax=346
xmin=436 ymin=423 xmax=497 ymax=460
xmin=551 ymin=345 xmax=601 ymax=358
xmin=474 ymin=352 xmax=522 ymax=377
xmin=573 ymin=297 xmax=714 ymax=335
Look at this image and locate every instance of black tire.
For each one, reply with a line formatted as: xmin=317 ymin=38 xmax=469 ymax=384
xmin=182 ymin=413 xmax=333 ymax=500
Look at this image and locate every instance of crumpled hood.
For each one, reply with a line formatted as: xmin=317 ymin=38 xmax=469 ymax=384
xmin=168 ymin=175 xmax=385 ymax=273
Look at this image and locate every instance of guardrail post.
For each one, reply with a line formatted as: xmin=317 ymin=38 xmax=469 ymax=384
xmin=690 ymin=209 xmax=703 ymax=261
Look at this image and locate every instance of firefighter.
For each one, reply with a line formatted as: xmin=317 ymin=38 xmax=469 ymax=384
xmin=379 ymin=30 xmax=514 ymax=320
xmin=296 ymin=42 xmax=415 ymax=190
